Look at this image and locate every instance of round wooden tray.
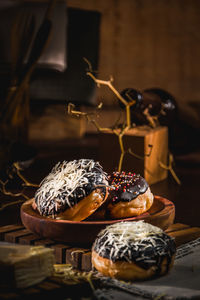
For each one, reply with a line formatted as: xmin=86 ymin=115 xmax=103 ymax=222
xmin=20 ymin=195 xmax=175 ymax=247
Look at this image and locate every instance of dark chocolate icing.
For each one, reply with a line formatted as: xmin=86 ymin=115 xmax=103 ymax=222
xmin=93 ymin=228 xmax=176 ymax=274
xmin=35 ymin=159 xmax=108 ymax=217
xmin=108 ymin=171 xmax=149 ymax=204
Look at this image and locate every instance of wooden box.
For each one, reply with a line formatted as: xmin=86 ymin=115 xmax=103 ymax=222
xmin=98 ymin=126 xmax=168 ymax=185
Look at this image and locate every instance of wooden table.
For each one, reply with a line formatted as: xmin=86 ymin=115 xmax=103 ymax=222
xmin=0 ymin=134 xmax=200 ymax=228
xmin=0 ymin=135 xmax=200 ymax=298
xmin=0 ymin=222 xmax=200 ymax=299
xmin=1 ymin=222 xmax=200 ymax=270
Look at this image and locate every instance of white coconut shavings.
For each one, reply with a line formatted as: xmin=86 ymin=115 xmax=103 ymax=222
xmin=35 ymin=159 xmax=107 ymax=216
xmin=93 ymin=221 xmax=170 ymax=263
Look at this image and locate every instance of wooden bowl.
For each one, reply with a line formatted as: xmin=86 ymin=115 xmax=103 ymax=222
xmin=20 ymin=195 xmax=175 ymax=247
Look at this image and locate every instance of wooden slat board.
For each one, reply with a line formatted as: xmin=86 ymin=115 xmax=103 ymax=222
xmin=0 ymin=224 xmax=24 ymax=240
xmin=1 ymin=222 xmax=200 ymax=299
xmin=1 ymin=223 xmax=200 ymax=271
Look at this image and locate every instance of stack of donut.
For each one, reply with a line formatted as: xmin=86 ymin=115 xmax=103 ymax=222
xmin=32 ymin=160 xmax=154 ymax=221
xmin=32 ymin=159 xmax=176 ymax=281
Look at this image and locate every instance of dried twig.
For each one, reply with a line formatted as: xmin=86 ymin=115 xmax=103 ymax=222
xmin=53 ymin=264 xmax=96 ymax=290
xmin=86 ymin=71 xmax=135 ymax=128
xmin=68 ymin=60 xmax=151 ymax=172
xmin=0 ymin=178 xmax=29 ymax=200
xmin=68 ymin=103 xmax=111 ymax=133
xmin=0 ymin=199 xmax=25 ymax=212
xmin=159 ymin=153 xmax=181 ymax=185
xmin=0 ymin=163 xmax=39 ymax=211
xmin=13 ymin=162 xmax=39 ymax=188
xmin=68 ymin=61 xmax=180 ymax=184
xmin=143 ymin=107 xmax=158 ymax=128
xmin=128 ymin=144 xmax=153 ymax=160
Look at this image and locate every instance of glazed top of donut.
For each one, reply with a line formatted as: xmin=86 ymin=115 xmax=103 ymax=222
xmin=34 ymin=159 xmax=108 ymax=217
xmin=108 ymin=171 xmax=149 ymax=203
xmin=92 ymin=221 xmax=176 ymax=270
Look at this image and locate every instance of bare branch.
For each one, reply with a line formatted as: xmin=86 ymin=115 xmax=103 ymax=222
xmin=159 ymin=153 xmax=181 ymax=185
xmin=13 ymin=162 xmax=39 ymax=188
xmin=0 ymin=162 xmax=39 ymax=211
xmin=67 ymin=63 xmax=180 ymax=184
xmin=0 ymin=199 xmax=25 ymax=211
xmin=0 ymin=178 xmax=29 ymax=202
xmin=143 ymin=107 xmax=159 ymax=128
xmin=83 ymin=57 xmax=93 ymax=73
xmin=128 ymin=144 xmax=153 ymax=160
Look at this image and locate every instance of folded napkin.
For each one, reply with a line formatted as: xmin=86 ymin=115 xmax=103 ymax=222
xmin=94 ymin=237 xmax=200 ymax=300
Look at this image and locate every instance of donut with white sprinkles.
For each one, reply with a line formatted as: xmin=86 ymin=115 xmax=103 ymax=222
xmin=92 ymin=220 xmax=176 ymax=281
xmin=32 ymin=159 xmax=109 ymax=221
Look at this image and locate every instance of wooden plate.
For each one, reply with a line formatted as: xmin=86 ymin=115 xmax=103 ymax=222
xmin=20 ymin=195 xmax=175 ymax=247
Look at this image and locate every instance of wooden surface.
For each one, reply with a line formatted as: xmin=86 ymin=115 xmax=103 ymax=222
xmin=98 ymin=126 xmax=168 ymax=185
xmin=0 ymin=133 xmax=199 ymax=228
xmin=1 ymin=222 xmax=200 ymax=299
xmin=20 ymin=196 xmax=175 ymax=246
xmin=1 ymin=223 xmax=200 ymax=272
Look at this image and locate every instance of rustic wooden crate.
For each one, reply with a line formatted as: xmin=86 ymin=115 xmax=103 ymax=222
xmin=98 ymin=126 xmax=168 ymax=185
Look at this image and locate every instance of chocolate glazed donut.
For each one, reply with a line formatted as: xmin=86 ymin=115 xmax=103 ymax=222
xmin=92 ymin=221 xmax=176 ymax=281
xmin=32 ymin=159 xmax=109 ymax=221
xmin=107 ymin=171 xmax=154 ymax=219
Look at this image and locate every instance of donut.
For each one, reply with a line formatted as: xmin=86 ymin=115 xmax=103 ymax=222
xmin=92 ymin=221 xmax=176 ymax=281
xmin=107 ymin=171 xmax=154 ymax=219
xmin=32 ymin=159 xmax=109 ymax=221
xmin=86 ymin=200 xmax=108 ymax=220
